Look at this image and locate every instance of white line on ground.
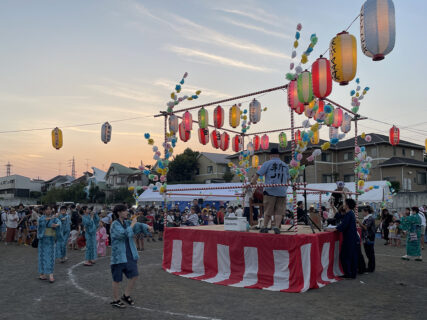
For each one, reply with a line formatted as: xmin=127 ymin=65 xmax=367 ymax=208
xmin=67 ymin=258 xmax=222 ymax=320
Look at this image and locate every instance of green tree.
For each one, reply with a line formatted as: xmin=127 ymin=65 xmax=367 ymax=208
xmin=390 ymin=181 xmax=400 ymax=194
xmin=167 ymin=148 xmax=199 ymax=183
xmin=222 ymin=171 xmax=234 ymax=182
xmin=88 ymin=184 xmax=106 ymax=203
xmin=41 ymin=183 xmax=88 ymax=204
xmin=109 ymin=187 xmax=134 ymax=205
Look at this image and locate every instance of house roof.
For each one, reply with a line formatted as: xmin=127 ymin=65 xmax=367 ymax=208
xmin=200 ymin=152 xmax=229 ymax=164
xmin=44 ymin=175 xmax=75 ymax=184
xmin=379 ymin=157 xmax=427 ymax=168
xmin=106 ymin=163 xmax=140 ymax=176
xmin=334 ymin=133 xmax=424 ymax=150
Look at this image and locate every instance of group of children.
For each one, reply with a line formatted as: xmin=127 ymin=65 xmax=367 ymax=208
xmin=387 ymin=217 xmax=402 ymax=247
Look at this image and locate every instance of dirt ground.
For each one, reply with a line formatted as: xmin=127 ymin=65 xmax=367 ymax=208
xmin=0 ymin=236 xmax=426 ymax=320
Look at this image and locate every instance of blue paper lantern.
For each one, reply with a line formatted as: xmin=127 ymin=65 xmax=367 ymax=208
xmin=360 ymin=0 xmax=396 ymax=61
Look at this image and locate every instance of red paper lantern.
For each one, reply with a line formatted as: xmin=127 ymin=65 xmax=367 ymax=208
xmin=220 ymin=132 xmax=230 ymax=151
xmin=295 ymin=103 xmax=304 ymax=114
xmin=332 ymin=108 xmax=343 ymax=128
xmin=389 ymin=125 xmax=400 ymax=146
xmin=261 ymin=134 xmax=269 ymax=150
xmin=211 ymin=130 xmax=220 ymax=149
xmin=232 ymin=135 xmax=242 ymax=152
xmin=295 ymin=130 xmax=301 ymax=144
xmin=312 ymin=56 xmax=332 ymax=99
xmin=179 ymin=122 xmax=190 ymax=142
xmin=253 ymin=135 xmax=261 ymax=151
xmin=183 ymin=111 xmax=192 ymax=131
xmin=198 ymin=128 xmax=209 ymax=145
xmin=214 ymin=105 xmax=224 ymax=129
xmin=314 ymin=99 xmax=325 ymax=121
xmin=287 ymin=79 xmax=304 ymax=112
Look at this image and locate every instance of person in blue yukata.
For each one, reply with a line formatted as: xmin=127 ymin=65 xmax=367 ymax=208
xmin=37 ymin=205 xmax=62 ymax=283
xmin=251 ymin=147 xmax=290 ymax=234
xmin=55 ymin=205 xmax=71 ymax=263
xmin=110 ymin=204 xmax=152 ymax=309
xmin=328 ymin=198 xmax=360 ymax=279
xmin=82 ymin=206 xmax=99 ymax=266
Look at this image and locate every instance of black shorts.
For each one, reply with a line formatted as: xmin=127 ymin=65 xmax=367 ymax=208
xmin=111 ymin=259 xmax=139 ymax=282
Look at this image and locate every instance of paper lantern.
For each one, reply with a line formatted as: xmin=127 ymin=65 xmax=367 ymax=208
xmin=232 ymin=135 xmax=242 ymax=152
xmin=213 ymin=106 xmax=224 ymax=129
xmin=389 ymin=125 xmax=399 ymax=146
xmin=287 ymin=79 xmax=305 ymax=112
xmin=294 ymin=130 xmax=301 ymax=144
xmin=51 ymin=127 xmax=63 ymax=150
xmin=312 ymin=57 xmax=332 ymax=99
xmin=198 ymin=128 xmax=209 ymax=145
xmin=229 ymin=105 xmax=240 ymax=128
xmin=253 ymin=135 xmax=261 ymax=151
xmin=330 ymin=31 xmax=357 ymax=85
xmin=249 ymin=99 xmax=261 ymax=124
xmin=329 ymin=127 xmax=339 ymax=140
xmin=314 ymin=99 xmax=325 ymax=121
xmin=247 ymin=142 xmax=254 ymax=154
xmin=179 ymin=122 xmax=190 ymax=142
xmin=341 ymin=112 xmax=352 ymax=133
xmin=261 ymin=134 xmax=269 ymax=150
xmin=324 ymin=105 xmax=335 ymax=126
xmin=311 ymin=130 xmax=319 ymax=145
xmin=211 ymin=130 xmax=220 ymax=149
xmin=360 ymin=0 xmax=396 ymax=61
xmin=297 ymin=70 xmax=313 ymax=105
xmin=169 ymin=115 xmax=179 ymax=133
xmin=252 ymin=155 xmax=259 ymax=168
xmin=198 ymin=107 xmax=209 ymax=129
xmin=295 ymin=104 xmax=304 ymax=115
xmin=279 ymin=132 xmax=288 ymax=148
xmin=332 ymin=108 xmax=343 ymax=128
xmin=183 ymin=111 xmax=193 ymax=131
xmin=101 ymin=122 xmax=112 ymax=144
xmin=220 ymin=132 xmax=230 ymax=151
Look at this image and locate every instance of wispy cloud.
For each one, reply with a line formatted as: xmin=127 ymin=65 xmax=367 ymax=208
xmin=168 ymin=46 xmax=275 ymax=73
xmin=87 ymin=83 xmax=163 ymax=104
xmin=169 ymin=15 xmax=290 ymax=60
xmin=27 ymin=154 xmax=44 ymax=158
xmin=153 ymin=79 xmax=232 ymax=98
xmin=220 ymin=17 xmax=291 ymax=40
xmin=216 ymin=8 xmax=283 ymax=28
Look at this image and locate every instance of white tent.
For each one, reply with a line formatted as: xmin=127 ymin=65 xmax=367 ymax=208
xmin=137 ymin=181 xmax=391 ymax=205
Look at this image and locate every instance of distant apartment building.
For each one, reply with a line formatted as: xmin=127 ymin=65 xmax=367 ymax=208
xmin=0 ymin=174 xmax=43 ymax=205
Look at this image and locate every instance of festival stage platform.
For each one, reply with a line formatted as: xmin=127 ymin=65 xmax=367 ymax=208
xmin=163 ymin=225 xmax=344 ymax=293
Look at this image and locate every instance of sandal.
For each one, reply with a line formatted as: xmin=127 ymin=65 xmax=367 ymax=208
xmin=83 ymin=263 xmax=93 ymax=266
xmin=49 ymin=276 xmax=55 ymax=283
xmin=39 ymin=276 xmax=47 ymax=281
xmin=121 ymin=294 xmax=135 ymax=306
xmin=110 ymin=300 xmax=126 ymax=309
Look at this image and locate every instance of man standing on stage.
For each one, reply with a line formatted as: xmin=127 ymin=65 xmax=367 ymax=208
xmin=251 ymin=148 xmax=290 ymax=234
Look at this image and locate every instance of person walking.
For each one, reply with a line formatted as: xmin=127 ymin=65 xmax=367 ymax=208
xmin=418 ymin=207 xmax=426 ymax=250
xmin=5 ymin=208 xmax=19 ymax=245
xmin=400 ymin=207 xmax=422 ymax=261
xmin=110 ymin=204 xmax=151 ymax=308
xmin=251 ymin=148 xmax=290 ymax=234
xmin=55 ymin=206 xmax=71 ymax=263
xmin=381 ymin=208 xmax=393 ymax=245
xmin=37 ymin=206 xmax=62 ymax=283
xmin=358 ymin=206 xmax=376 ymax=272
xmin=82 ymin=206 xmax=100 ymax=266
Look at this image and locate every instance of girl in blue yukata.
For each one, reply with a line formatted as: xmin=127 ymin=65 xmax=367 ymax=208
xmin=82 ymin=206 xmax=100 ymax=266
xmin=55 ymin=205 xmax=71 ymax=263
xmin=110 ymin=204 xmax=152 ymax=309
xmin=37 ymin=205 xmax=62 ymax=283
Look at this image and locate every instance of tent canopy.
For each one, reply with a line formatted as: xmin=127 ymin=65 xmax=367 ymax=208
xmin=137 ymin=181 xmax=391 ymax=204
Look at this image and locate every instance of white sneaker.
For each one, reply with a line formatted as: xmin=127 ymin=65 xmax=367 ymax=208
xmin=401 ymin=255 xmax=410 ymax=260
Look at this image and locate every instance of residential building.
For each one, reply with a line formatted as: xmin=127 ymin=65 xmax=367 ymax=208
xmin=0 ymin=174 xmax=43 ymax=205
xmin=194 ymin=152 xmax=230 ymax=183
xmin=42 ymin=175 xmax=75 ymax=192
xmin=227 ymin=133 xmax=427 ymax=192
xmin=105 ymin=163 xmax=141 ymax=190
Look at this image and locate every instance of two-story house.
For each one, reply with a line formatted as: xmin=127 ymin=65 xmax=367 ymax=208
xmin=105 ymin=163 xmax=140 ymax=191
xmin=227 ymin=133 xmax=427 ymax=192
xmin=194 ymin=152 xmax=231 ymax=183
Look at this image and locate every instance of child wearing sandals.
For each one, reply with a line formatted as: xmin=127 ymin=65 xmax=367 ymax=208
xmin=110 ymin=204 xmax=152 ymax=308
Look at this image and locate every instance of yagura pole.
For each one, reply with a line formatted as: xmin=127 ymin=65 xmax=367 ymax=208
xmin=290 ymin=108 xmax=298 ymax=233
xmin=163 ymin=114 xmax=168 ymax=229
xmin=354 ymin=116 xmax=359 ymax=220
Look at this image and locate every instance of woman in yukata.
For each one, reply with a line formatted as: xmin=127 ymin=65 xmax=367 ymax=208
xmin=55 ymin=205 xmax=71 ymax=263
xmin=37 ymin=205 xmax=62 ymax=283
xmin=82 ymin=206 xmax=100 ymax=266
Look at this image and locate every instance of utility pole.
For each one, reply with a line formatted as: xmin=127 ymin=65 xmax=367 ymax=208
xmin=5 ymin=162 xmax=12 ymax=176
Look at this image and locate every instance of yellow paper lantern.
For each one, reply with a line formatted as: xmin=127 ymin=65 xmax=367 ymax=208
xmin=51 ymin=127 xmax=63 ymax=150
xmin=229 ymin=104 xmax=240 ymax=128
xmin=425 ymin=138 xmax=427 ymax=152
xmin=252 ymin=155 xmax=259 ymax=167
xmin=311 ymin=130 xmax=319 ymax=145
xmin=329 ymin=31 xmax=357 ymax=85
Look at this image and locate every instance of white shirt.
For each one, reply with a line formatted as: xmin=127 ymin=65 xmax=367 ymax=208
xmin=418 ymin=212 xmax=426 ymax=227
xmin=235 ymin=208 xmax=243 ymax=217
xmin=101 ymin=212 xmax=112 ymax=225
xmin=6 ymin=213 xmax=19 ymax=228
xmin=69 ymin=230 xmax=79 ymax=241
xmin=226 ymin=212 xmax=236 ymax=218
xmin=167 ymin=215 xmax=174 ymax=223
